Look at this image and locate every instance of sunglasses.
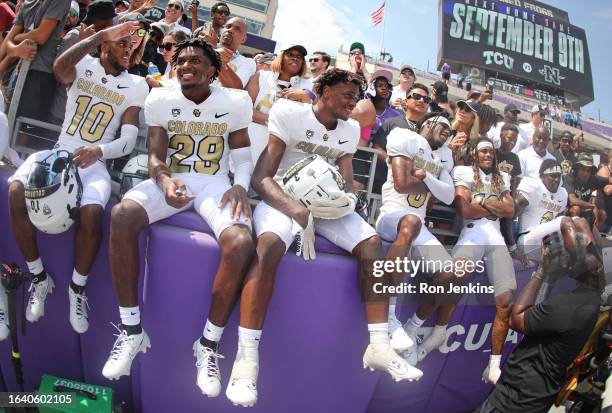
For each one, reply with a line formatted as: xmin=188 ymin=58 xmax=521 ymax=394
xmin=401 ymin=70 xmax=414 ymax=76
xmin=408 ymin=92 xmax=431 ymax=103
xmin=160 ymin=42 xmax=177 ymax=51
xmin=213 ymin=9 xmax=230 ymax=15
xmin=69 ymin=10 xmax=79 ymax=17
xmin=166 ymin=3 xmax=181 ymax=10
xmin=309 ymin=58 xmax=320 ymax=63
xmin=350 ymin=50 xmax=363 ymax=56
xmin=130 ymin=28 xmax=147 ymax=37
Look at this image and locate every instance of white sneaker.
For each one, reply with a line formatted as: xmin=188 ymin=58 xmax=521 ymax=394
xmin=400 ymin=329 xmax=420 ymax=366
xmin=193 ymin=340 xmax=223 ymax=397
xmin=226 ymin=358 xmax=259 ymax=407
xmin=482 ymin=364 xmax=502 ymax=384
xmin=68 ymin=287 xmax=89 ymax=334
xmin=26 ymin=274 xmax=54 ymax=323
xmin=102 ymin=325 xmax=150 ymax=380
xmin=389 ymin=316 xmax=415 ymax=353
xmin=363 ymin=344 xmax=423 ymax=382
xmin=416 ymin=327 xmax=446 ymax=363
xmin=0 ymin=287 xmax=9 ymax=341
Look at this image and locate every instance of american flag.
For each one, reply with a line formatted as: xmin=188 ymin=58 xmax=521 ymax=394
xmin=371 ymin=2 xmax=385 ymax=27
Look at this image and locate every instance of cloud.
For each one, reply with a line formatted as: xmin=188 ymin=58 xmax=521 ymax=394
xmin=271 ymin=0 xmax=374 ymax=55
xmin=597 ymin=7 xmax=612 ymax=22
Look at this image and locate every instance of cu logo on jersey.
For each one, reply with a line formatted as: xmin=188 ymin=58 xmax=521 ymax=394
xmin=193 ymin=109 xmax=201 ymax=117
xmin=172 ymin=108 xmax=181 ymax=117
xmin=85 ymin=70 xmax=93 ymax=77
xmin=306 ymin=130 xmax=314 ymax=139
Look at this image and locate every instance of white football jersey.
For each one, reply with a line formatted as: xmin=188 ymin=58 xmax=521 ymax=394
xmin=145 ymin=85 xmax=252 ymax=179
xmin=452 ymin=165 xmax=510 ymax=230
xmin=380 ymin=129 xmax=446 ymax=222
xmin=268 ymin=99 xmax=359 ymax=183
xmin=57 ymin=55 xmax=148 ymax=152
xmin=517 ymin=176 xmax=568 ymax=234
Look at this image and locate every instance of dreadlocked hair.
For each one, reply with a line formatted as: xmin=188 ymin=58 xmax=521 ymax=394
xmin=477 ymin=104 xmax=497 ymax=129
xmin=472 ymin=137 xmax=504 ymax=194
xmin=313 ymin=68 xmax=365 ymax=97
xmin=172 ymin=38 xmax=222 ymax=84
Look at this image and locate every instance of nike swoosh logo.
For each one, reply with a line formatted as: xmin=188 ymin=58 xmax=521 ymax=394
xmin=338 ymin=140 xmax=349 ymax=144
xmin=441 ymin=160 xmax=448 ymax=163
xmin=215 ymin=112 xmax=229 ymax=118
xmin=130 ymin=312 xmax=137 ymax=315
xmin=117 ymin=85 xmax=129 ymax=89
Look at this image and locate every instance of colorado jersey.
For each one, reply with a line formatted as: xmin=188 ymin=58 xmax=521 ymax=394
xmin=145 ymin=85 xmax=252 ymax=178
xmin=517 ymin=176 xmax=568 ymax=234
xmin=380 ymin=129 xmax=446 ymax=222
xmin=452 ymin=165 xmax=510 ymax=230
xmin=268 ymin=98 xmax=359 ymax=183
xmin=57 ymin=55 xmax=148 ymax=152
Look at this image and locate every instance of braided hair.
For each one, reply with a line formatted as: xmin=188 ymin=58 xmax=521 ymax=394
xmin=172 ymin=38 xmax=222 ymax=84
xmin=472 ymin=137 xmax=504 ymax=194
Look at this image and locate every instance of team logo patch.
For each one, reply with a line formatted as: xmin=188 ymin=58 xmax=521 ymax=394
xmin=85 ymin=70 xmax=93 ymax=77
xmin=418 ymin=148 xmax=425 ymax=155
xmin=323 ymin=133 xmax=329 ymax=142
xmin=172 ymin=108 xmax=181 ymax=117
xmin=101 ymin=77 xmax=107 ymax=84
xmin=193 ymin=109 xmax=201 ymax=117
xmin=306 ymin=130 xmax=314 ymax=139
xmin=43 ymin=204 xmax=51 ymax=216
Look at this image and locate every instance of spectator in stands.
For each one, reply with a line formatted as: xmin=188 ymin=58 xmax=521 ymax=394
xmin=308 ymin=51 xmax=329 ymax=82
xmin=0 ymin=0 xmax=15 ymax=33
xmin=552 ymin=131 xmax=577 ymax=176
xmin=62 ymin=1 xmax=81 ymax=36
xmin=450 ymin=99 xmax=479 ymax=165
xmin=441 ymin=61 xmax=450 ymax=84
xmin=214 ymin=17 xmax=254 ymax=90
xmin=146 ymin=29 xmax=188 ymax=87
xmin=83 ymin=0 xmax=116 ymax=32
xmin=519 ymin=104 xmax=546 ymax=148
xmin=246 ymin=44 xmax=311 ymax=162
xmin=429 ymin=81 xmax=453 ymax=118
xmin=117 ymin=0 xmax=155 ymax=18
xmin=465 ymin=73 xmax=472 ymax=91
xmin=390 ymin=64 xmax=415 ymax=110
xmin=347 ymin=41 xmax=370 ymax=85
xmin=564 ymin=108 xmax=572 ymax=126
xmin=368 ymin=83 xmax=430 ymax=194
xmin=160 ymin=0 xmax=191 ymax=36
xmin=575 ymin=111 xmax=582 ymax=129
xmin=488 ymin=104 xmax=528 ymax=153
xmin=597 ymin=149 xmax=612 ymax=233
xmin=115 ymin=0 xmax=128 ymax=13
xmin=517 ymin=126 xmax=555 ymax=179
xmin=203 ymin=2 xmax=230 ymax=45
xmin=565 ymin=153 xmax=611 ymax=229
xmin=477 ymin=104 xmax=497 ymax=137
xmin=141 ymin=21 xmax=168 ymax=76
xmin=124 ymin=12 xmax=149 ymax=77
xmin=364 ymin=69 xmax=401 ymax=138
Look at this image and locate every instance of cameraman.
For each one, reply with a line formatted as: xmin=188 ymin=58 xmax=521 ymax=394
xmin=476 ymin=236 xmax=604 ymax=413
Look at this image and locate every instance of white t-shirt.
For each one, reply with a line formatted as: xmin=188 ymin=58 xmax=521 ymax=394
xmin=164 ymin=20 xmax=192 ymax=36
xmin=390 ymin=84 xmax=409 ymax=104
xmin=145 ymin=85 xmax=252 ymax=179
xmin=517 ymin=176 xmax=568 ymax=234
xmin=268 ymin=98 xmax=359 ymax=183
xmin=380 ymin=129 xmax=448 ymax=222
xmin=214 ymin=51 xmax=256 ymax=89
xmin=487 ymin=122 xmax=529 ymax=153
xmin=452 ymin=165 xmax=510 ymax=231
xmin=518 ymin=121 xmax=537 ymax=146
xmin=433 ymin=144 xmax=454 ymax=174
xmin=57 ymin=55 xmax=148 ymax=152
xmin=517 ymin=146 xmax=556 ymax=179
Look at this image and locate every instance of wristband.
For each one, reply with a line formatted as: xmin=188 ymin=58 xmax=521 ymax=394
xmin=531 ymin=270 xmax=544 ymax=281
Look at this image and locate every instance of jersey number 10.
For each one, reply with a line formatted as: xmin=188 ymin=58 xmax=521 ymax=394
xmin=66 ymin=95 xmax=114 ymax=143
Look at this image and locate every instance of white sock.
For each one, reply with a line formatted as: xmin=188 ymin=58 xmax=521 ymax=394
xmin=404 ymin=314 xmax=425 ymax=334
xmin=489 ymin=354 xmax=502 ymax=368
xmin=237 ymin=326 xmax=261 ymax=363
xmin=368 ymin=323 xmax=389 ymax=346
xmin=388 ymin=297 xmax=398 ymax=320
xmin=26 ymin=258 xmax=44 ymax=275
xmin=119 ymin=306 xmax=140 ymax=326
xmin=71 ymin=269 xmax=88 ymax=287
xmin=203 ymin=319 xmax=224 ymax=343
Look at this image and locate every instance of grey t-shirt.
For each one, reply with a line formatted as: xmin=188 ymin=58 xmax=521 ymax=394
xmin=15 ymin=0 xmax=70 ymax=73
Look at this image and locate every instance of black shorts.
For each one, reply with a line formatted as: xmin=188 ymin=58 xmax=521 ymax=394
xmin=16 ymin=69 xmax=58 ymax=122
xmin=442 ymin=72 xmax=450 ymax=81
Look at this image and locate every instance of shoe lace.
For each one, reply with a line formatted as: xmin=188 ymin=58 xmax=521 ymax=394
xmin=109 ymin=322 xmax=131 ymax=361
xmin=28 ymin=280 xmax=46 ymax=304
xmin=196 ymin=346 xmax=224 ymax=377
xmin=73 ymin=293 xmax=90 ymax=318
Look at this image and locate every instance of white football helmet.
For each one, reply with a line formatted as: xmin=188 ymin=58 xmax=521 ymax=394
xmin=282 ymin=155 xmax=345 ymax=207
xmin=119 ymin=154 xmax=148 ymax=197
xmin=24 ymin=150 xmax=82 ymax=234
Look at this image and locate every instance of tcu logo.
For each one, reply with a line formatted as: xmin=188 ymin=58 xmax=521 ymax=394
xmin=538 ymin=65 xmax=565 ymax=86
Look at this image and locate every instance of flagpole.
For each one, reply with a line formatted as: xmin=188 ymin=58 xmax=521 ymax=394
xmin=379 ymin=1 xmax=388 ymax=60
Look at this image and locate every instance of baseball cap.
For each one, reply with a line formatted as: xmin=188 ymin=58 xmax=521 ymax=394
xmin=70 ymin=1 xmax=80 ymax=15
xmin=400 ymin=65 xmax=414 ymax=75
xmin=84 ymin=0 xmax=116 ymax=24
xmin=457 ymin=99 xmax=480 ymax=114
xmin=371 ymin=69 xmax=393 ymax=83
xmin=559 ymin=131 xmax=573 ymax=141
xmin=431 ymin=81 xmax=448 ymax=102
xmin=123 ymin=12 xmax=150 ymax=30
xmin=151 ymin=21 xmax=170 ymax=37
xmin=168 ymin=0 xmax=184 ymax=10
xmin=349 ymin=42 xmax=365 ymax=54
xmin=574 ymin=153 xmax=594 ymax=168
xmin=504 ymin=104 xmax=521 ymax=114
xmin=283 ymin=45 xmax=307 ymax=57
xmin=115 ymin=0 xmax=129 ymax=8
xmin=530 ymin=104 xmax=546 ymax=113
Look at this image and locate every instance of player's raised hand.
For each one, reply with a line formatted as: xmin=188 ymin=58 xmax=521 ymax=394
xmin=101 ymin=21 xmax=141 ymax=42
xmin=219 ymin=185 xmax=252 ymax=220
xmin=162 ymin=178 xmax=195 ymax=209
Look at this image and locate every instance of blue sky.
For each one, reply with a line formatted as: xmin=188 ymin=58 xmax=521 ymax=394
xmin=272 ymin=0 xmax=612 ymax=123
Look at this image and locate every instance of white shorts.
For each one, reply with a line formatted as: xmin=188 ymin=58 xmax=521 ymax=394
xmin=376 ymin=210 xmax=452 ymax=265
xmin=253 ymin=201 xmax=377 ymax=253
xmin=452 ymin=221 xmax=516 ymax=296
xmin=124 ymin=175 xmax=251 ymax=240
xmin=517 ymin=216 xmax=578 ymax=261
xmin=8 ymin=149 xmax=111 ymax=208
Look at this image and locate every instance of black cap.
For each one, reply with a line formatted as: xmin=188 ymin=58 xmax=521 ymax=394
xmin=84 ymin=0 xmax=116 ymax=24
xmin=457 ymin=99 xmax=480 ymax=114
xmin=283 ymin=45 xmax=307 ymax=57
xmin=504 ymin=103 xmax=521 ymax=114
xmin=123 ymin=12 xmax=150 ymax=30
xmin=559 ymin=131 xmax=573 ymax=141
xmin=431 ymin=81 xmax=448 ymax=102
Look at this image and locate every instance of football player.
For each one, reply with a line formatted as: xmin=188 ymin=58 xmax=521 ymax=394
xmin=6 ymin=21 xmax=147 ymax=335
xmin=451 ymin=138 xmax=516 ymax=384
xmin=101 ymin=39 xmax=255 ymax=399
xmin=375 ymin=112 xmax=456 ymax=363
xmin=225 ymin=69 xmax=422 ymax=408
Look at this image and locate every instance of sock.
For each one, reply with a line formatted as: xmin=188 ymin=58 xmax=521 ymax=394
xmin=388 ymin=297 xmax=398 ymax=320
xmin=237 ymin=326 xmax=261 ymax=363
xmin=200 ymin=319 xmax=224 ymax=350
xmin=119 ymin=306 xmax=141 ymax=335
xmin=71 ymin=269 xmax=88 ymax=287
xmin=489 ymin=354 xmax=502 ymax=369
xmin=368 ymin=323 xmax=389 ymax=346
xmin=26 ymin=258 xmax=45 ymax=281
xmin=404 ymin=314 xmax=425 ymax=334
xmin=69 ymin=282 xmax=85 ymax=295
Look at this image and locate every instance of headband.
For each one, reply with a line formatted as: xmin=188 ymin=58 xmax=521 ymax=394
xmin=476 ymin=141 xmax=494 ymax=151
xmin=424 ymin=116 xmax=451 ymax=128
xmin=542 ymin=165 xmax=562 ymax=175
